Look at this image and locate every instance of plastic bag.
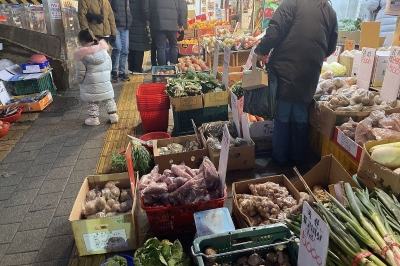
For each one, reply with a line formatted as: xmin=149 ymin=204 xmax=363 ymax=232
xmin=355 ymin=118 xmax=375 ymax=146
xmin=243 ymin=71 xmax=277 ymax=119
xmin=369 ymin=110 xmax=386 ymax=126
xmin=321 ymin=62 xmax=331 ymax=75
xmin=372 ymin=128 xmax=400 ymax=141
xmin=339 ymin=118 xmax=358 ymax=139
xmin=378 ymin=113 xmax=400 ymax=132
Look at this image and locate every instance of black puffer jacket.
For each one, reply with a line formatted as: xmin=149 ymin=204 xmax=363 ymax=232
xmin=109 ymin=0 xmax=132 ymax=29
xmin=129 ymin=0 xmax=151 ymax=51
xmin=255 ymin=0 xmax=338 ymax=107
xmin=146 ymin=0 xmax=186 ymax=32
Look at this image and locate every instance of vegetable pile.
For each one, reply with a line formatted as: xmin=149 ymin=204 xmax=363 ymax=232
xmin=177 ymin=56 xmax=209 ymax=72
xmin=158 ymin=140 xmax=200 ymax=155
xmin=134 ymin=238 xmax=189 ymax=266
xmin=138 ymin=156 xmax=221 ymax=207
xmin=338 ymin=18 xmax=362 ymax=31
xmin=82 ymin=181 xmax=133 ymax=219
xmin=154 ymin=69 xmax=176 ymax=75
xmin=111 ymin=140 xmax=151 ymax=174
xmin=236 ymin=181 xmax=309 ymax=226
xmin=103 ymin=255 xmax=128 ymax=266
xmin=165 ymin=69 xmax=224 ymax=98
xmin=284 ymin=183 xmax=400 ymax=266
xmin=200 ymin=121 xmax=249 ymax=149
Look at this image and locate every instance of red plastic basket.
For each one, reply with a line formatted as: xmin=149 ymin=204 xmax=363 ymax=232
xmin=139 ymin=132 xmax=171 ymax=153
xmin=136 ymin=83 xmax=170 ymax=112
xmin=141 ymin=188 xmax=227 ymax=237
xmin=140 ymin=109 xmax=169 ymax=132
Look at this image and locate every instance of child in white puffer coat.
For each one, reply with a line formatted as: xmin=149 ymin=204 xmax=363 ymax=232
xmin=74 ymin=29 xmax=118 ymax=126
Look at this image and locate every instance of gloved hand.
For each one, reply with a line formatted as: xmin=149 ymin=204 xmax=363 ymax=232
xmin=110 ymin=35 xmax=116 ymax=43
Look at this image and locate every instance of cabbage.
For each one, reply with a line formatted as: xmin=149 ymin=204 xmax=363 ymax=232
xmin=321 ymin=62 xmax=331 ymax=75
xmin=330 ymin=62 xmax=347 ymax=77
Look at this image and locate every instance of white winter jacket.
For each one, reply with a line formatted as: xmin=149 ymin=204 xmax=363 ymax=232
xmin=74 ymin=40 xmax=114 ymax=102
xmin=368 ymin=0 xmax=397 ymax=37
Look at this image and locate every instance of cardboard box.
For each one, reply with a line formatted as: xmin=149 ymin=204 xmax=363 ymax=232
xmin=201 ymin=130 xmax=255 ymax=171
xmin=333 ymin=127 xmax=362 ymax=163
xmin=371 ymin=51 xmax=390 ymax=87
xmin=294 ymin=155 xmax=359 ymax=194
xmin=153 ymin=135 xmax=208 ymax=172
xmin=184 ymin=29 xmax=196 ymax=39
xmin=359 ymin=22 xmax=381 ymax=50
xmin=169 ymin=95 xmax=203 ymax=111
xmin=339 ymin=53 xmax=354 ymax=77
xmin=232 ymin=175 xmax=300 ymax=228
xmin=242 ymin=56 xmax=268 ymax=90
xmin=69 ymin=172 xmax=139 ymax=256
xmin=202 ymin=90 xmax=230 ymax=107
xmin=247 ymin=114 xmax=273 ymax=138
xmin=357 ymin=139 xmax=400 ymax=196
xmin=338 ymin=31 xmax=361 ymax=44
xmin=252 ymin=136 xmax=273 ymax=152
xmin=0 ymin=91 xmax=53 ymax=112
xmin=216 ymin=66 xmax=243 ymax=87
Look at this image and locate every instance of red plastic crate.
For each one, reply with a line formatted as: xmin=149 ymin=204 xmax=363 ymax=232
xmin=136 ymin=83 xmax=170 ymax=112
xmin=140 ymin=109 xmax=169 ymax=132
xmin=141 ymin=188 xmax=227 ymax=237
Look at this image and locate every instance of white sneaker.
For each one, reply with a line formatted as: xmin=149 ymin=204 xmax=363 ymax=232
xmin=109 ymin=113 xmax=119 ymax=124
xmin=85 ymin=117 xmax=100 ymax=126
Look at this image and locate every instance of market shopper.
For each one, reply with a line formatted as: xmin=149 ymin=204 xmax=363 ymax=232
xmin=254 ymin=0 xmax=338 ymax=165
xmin=368 ymin=0 xmax=397 ymax=37
xmin=74 ymin=29 xmax=118 ymax=126
xmin=77 ymin=0 xmax=117 ymax=43
xmin=109 ymin=0 xmax=132 ymax=82
xmin=146 ymin=0 xmax=187 ymax=65
xmin=128 ymin=0 xmax=151 ymax=74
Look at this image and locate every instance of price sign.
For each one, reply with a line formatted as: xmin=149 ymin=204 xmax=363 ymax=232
xmin=0 ymin=81 xmax=10 ymax=105
xmin=298 ymin=202 xmax=329 ymax=266
xmin=230 ymin=92 xmax=241 ymax=137
xmin=218 ymin=124 xmax=230 ymax=197
xmin=244 ymin=47 xmax=256 ymax=70
xmin=241 ymin=113 xmax=251 ymax=143
xmin=337 ymin=129 xmax=358 ymax=157
xmin=212 ymin=40 xmax=220 ymax=76
xmin=381 ymin=46 xmax=400 ymax=101
xmin=222 ymin=46 xmax=231 ymax=89
xmin=344 ymin=40 xmax=355 ymax=51
xmin=326 ymin=46 xmax=341 ymax=63
xmin=357 ymin=47 xmax=376 ymax=89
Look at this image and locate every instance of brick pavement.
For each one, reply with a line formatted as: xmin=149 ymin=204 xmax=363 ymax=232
xmin=0 ymin=82 xmax=124 ymax=266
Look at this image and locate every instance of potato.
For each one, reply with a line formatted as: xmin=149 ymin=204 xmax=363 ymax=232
xmin=110 ymin=186 xmax=120 ymax=199
xmin=102 ymin=188 xmax=111 ymax=200
xmin=83 ymin=201 xmax=97 ymax=216
xmin=111 ymin=203 xmax=121 ymax=212
xmin=104 ymin=181 xmax=115 ymax=189
xmin=107 ymin=199 xmax=116 ymax=208
xmin=95 ymin=197 xmax=106 ymax=211
xmin=105 ymin=205 xmax=111 ymax=214
xmin=120 ymin=189 xmax=131 ymax=202
xmin=86 ymin=189 xmax=97 ymax=201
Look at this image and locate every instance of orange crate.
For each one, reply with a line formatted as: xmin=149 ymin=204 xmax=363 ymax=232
xmin=321 ymin=136 xmax=358 ymax=175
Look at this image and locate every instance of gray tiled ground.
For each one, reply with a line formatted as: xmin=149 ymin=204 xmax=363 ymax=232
xmin=0 ymin=82 xmax=124 ymax=265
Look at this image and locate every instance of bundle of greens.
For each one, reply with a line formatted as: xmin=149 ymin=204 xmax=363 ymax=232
xmin=134 ymin=238 xmax=190 ymax=266
xmin=338 ymin=18 xmax=362 ymax=31
xmin=111 ymin=140 xmax=151 ymax=175
xmin=165 ymin=69 xmax=224 ymax=97
xmin=230 ymin=81 xmax=244 ymax=99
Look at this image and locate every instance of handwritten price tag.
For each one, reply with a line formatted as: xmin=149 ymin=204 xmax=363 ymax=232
xmin=298 ymin=202 xmax=329 ymax=266
xmin=344 ymin=40 xmax=355 ymax=51
xmin=337 ymin=130 xmax=358 ymax=157
xmin=218 ymin=124 xmax=230 ymax=197
xmin=357 ymin=47 xmax=376 ymax=89
xmin=230 ymin=92 xmax=241 ymax=137
xmin=380 ymin=46 xmax=400 ymax=101
xmin=212 ymin=40 xmax=220 ymax=76
xmin=222 ymin=46 xmax=231 ymax=89
xmin=326 ymin=46 xmax=341 ymax=63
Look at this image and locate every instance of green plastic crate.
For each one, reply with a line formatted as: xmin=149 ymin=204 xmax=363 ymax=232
xmin=152 ymin=65 xmax=178 ymax=83
xmin=173 ymin=105 xmax=228 ymax=136
xmin=14 ymin=72 xmax=57 ymax=96
xmin=192 ymin=223 xmax=298 ymax=266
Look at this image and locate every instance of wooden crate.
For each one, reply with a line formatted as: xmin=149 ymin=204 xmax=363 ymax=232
xmin=206 ymin=53 xmax=236 ymax=69
xmin=236 ymin=50 xmax=251 ymax=66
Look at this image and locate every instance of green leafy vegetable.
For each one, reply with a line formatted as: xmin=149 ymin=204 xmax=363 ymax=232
xmin=111 ymin=154 xmax=127 ymax=172
xmin=111 ymin=141 xmax=151 ymax=175
xmin=338 ymin=18 xmax=362 ymax=31
xmin=134 ymin=238 xmax=190 ymax=266
xmin=230 ymin=81 xmax=244 ymax=99
xmin=103 ymin=255 xmax=128 ymax=266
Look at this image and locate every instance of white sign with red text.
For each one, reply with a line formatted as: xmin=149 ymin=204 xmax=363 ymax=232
xmin=298 ymin=202 xmax=329 ymax=266
xmin=326 ymin=46 xmax=341 ymax=63
xmin=357 ymin=47 xmax=376 ymax=89
xmin=380 ymin=46 xmax=400 ymax=101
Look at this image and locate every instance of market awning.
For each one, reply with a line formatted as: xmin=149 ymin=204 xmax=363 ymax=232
xmin=0 ymin=0 xmax=42 ymax=5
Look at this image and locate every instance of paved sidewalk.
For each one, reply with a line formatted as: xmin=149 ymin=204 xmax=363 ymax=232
xmin=0 ymin=82 xmax=124 ymax=266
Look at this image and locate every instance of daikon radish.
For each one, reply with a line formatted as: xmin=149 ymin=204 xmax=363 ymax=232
xmin=369 ymin=141 xmax=400 ymax=153
xmin=371 ymin=146 xmax=400 ymax=169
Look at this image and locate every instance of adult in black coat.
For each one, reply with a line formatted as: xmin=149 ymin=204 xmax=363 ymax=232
xmin=254 ymin=0 xmax=338 ymax=165
xmin=128 ymin=0 xmax=151 ymax=73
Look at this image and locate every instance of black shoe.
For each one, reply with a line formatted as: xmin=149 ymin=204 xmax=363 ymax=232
xmin=111 ymin=71 xmax=119 ymax=83
xmin=119 ymin=73 xmax=130 ymax=81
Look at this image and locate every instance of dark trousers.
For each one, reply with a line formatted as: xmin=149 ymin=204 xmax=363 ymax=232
xmin=128 ymin=50 xmax=144 ymax=73
xmin=154 ymin=30 xmax=178 ymax=65
xmin=151 ymin=38 xmax=157 ymax=66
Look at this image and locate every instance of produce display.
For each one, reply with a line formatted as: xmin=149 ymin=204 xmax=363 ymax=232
xmin=154 ymin=68 xmax=176 ymax=75
xmin=178 ymin=39 xmax=198 ymax=45
xmin=111 ymin=140 xmax=151 ymax=174
xmin=242 ymin=36 xmax=258 ymax=50
xmin=205 ymin=245 xmax=292 ymax=266
xmin=177 ymin=56 xmax=209 ymax=72
xmin=284 ymin=183 xmax=400 ymax=266
xmin=188 ymin=20 xmax=229 ymax=29
xmin=0 ymin=106 xmax=18 ymax=118
xmin=134 ymin=238 xmax=189 ymax=266
xmin=157 ymin=140 xmax=200 ymax=155
xmin=338 ymin=18 xmax=362 ymax=31
xmin=199 ymin=121 xmax=249 ymax=149
xmin=321 ymin=62 xmax=347 ymax=77
xmin=312 ymin=185 xmax=330 ymax=201
xmin=103 ymin=255 xmax=128 ymax=266
xmin=165 ymin=69 xmax=223 ymax=98
xmin=230 ymin=81 xmax=244 ymax=99
xmin=236 ymin=181 xmax=309 ymax=226
xmin=338 ymin=110 xmax=400 ymax=146
xmin=138 ymin=156 xmax=221 ymax=207
xmin=81 ymin=181 xmax=133 ymax=219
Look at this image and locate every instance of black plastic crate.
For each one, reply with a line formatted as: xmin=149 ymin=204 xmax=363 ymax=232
xmin=13 ymin=71 xmax=57 ymax=96
xmin=173 ymin=105 xmax=228 ymax=136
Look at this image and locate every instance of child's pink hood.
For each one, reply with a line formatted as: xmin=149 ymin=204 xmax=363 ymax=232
xmin=73 ymin=40 xmax=109 ymax=61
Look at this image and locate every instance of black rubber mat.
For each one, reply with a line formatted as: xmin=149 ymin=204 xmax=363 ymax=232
xmin=43 ymin=95 xmax=82 ymax=113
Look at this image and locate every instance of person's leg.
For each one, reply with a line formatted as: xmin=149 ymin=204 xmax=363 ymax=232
xmin=154 ymin=31 xmax=167 ymax=65
xmin=134 ymin=51 xmax=145 ymax=73
xmin=166 ymin=31 xmax=178 ymax=64
xmin=272 ymin=100 xmax=292 ymax=164
xmin=104 ymin=98 xmax=118 ymax=124
xmin=151 ymin=37 xmax=157 ymax=66
xmin=290 ymin=104 xmax=308 ymax=162
xmin=118 ymin=29 xmax=130 ymax=81
xmin=128 ymin=49 xmax=135 ymax=72
xmin=110 ymin=29 xmax=122 ymax=81
xmin=86 ymin=102 xmax=100 ymax=126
